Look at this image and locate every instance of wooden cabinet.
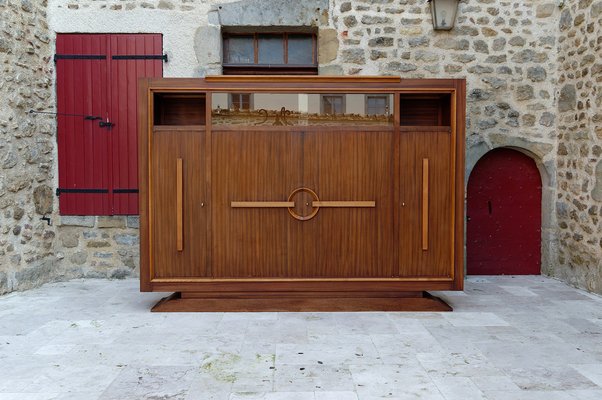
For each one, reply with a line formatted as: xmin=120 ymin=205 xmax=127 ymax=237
xmin=139 ymin=76 xmax=466 ymax=311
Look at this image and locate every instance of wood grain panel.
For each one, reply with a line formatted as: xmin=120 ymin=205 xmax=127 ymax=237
xmin=212 ymin=129 xmax=301 ymax=278
xmin=150 ymin=128 xmax=208 ymax=277
xmin=399 ymin=131 xmax=453 ymax=277
xmin=292 ymin=130 xmax=396 ymax=278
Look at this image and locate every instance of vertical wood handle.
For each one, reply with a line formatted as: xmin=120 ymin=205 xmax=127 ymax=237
xmin=422 ymin=158 xmax=429 ymax=251
xmin=176 ymin=158 xmax=183 ymax=252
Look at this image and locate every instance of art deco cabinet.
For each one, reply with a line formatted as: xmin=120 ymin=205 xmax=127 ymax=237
xmin=139 ymin=76 xmax=466 ymax=311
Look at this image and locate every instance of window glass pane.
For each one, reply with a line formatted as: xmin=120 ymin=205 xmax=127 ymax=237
xmin=322 ymin=95 xmax=344 ymax=115
xmin=212 ymin=93 xmax=394 ymax=127
xmin=226 ymin=36 xmax=254 ymax=64
xmin=367 ymin=96 xmax=389 ymax=115
xmin=229 ymin=93 xmax=251 ymax=110
xmin=288 ymin=35 xmax=313 ymax=64
xmin=258 ymin=35 xmax=284 ymax=64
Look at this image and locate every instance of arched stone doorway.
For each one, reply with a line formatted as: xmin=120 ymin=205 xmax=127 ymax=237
xmin=467 ymin=148 xmax=542 ymax=275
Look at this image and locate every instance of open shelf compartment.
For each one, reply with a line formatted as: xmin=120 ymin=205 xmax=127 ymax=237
xmin=153 ymin=93 xmax=206 ymax=126
xmin=400 ymin=93 xmax=451 ymax=127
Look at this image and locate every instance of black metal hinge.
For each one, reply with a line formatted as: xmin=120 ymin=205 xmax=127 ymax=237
xmin=112 ymin=54 xmax=168 ymax=62
xmin=113 ymin=189 xmax=139 ymax=194
xmin=56 ymin=188 xmax=138 ymax=196
xmin=56 ymin=188 xmax=108 ymax=197
xmin=54 ymin=54 xmax=106 ymax=62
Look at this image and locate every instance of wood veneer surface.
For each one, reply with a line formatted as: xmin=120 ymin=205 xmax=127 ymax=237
xmin=150 ymin=128 xmax=208 ymax=278
xmin=139 ymin=77 xmax=466 ymax=304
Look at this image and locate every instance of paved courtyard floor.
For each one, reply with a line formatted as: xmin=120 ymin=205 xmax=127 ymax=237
xmin=1 ymin=276 xmax=602 ymax=400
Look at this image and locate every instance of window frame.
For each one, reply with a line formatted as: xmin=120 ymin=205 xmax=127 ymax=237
xmin=222 ymin=32 xmax=318 ymax=75
xmin=228 ymin=93 xmax=253 ymax=111
xmin=365 ymin=94 xmax=391 ymax=116
xmin=320 ymin=94 xmax=346 ymax=116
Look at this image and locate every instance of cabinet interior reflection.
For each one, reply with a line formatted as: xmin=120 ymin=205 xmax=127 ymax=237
xmin=212 ymin=93 xmax=394 ymax=126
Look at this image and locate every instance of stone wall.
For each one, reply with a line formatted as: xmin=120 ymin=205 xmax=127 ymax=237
xmin=0 ymin=0 xmax=58 ymax=294
xmin=555 ymin=0 xmax=602 ymax=294
xmin=56 ymin=216 xmax=140 ymax=280
xmin=1 ymin=0 xmax=601 ymax=295
xmin=327 ymin=0 xmax=561 ymax=275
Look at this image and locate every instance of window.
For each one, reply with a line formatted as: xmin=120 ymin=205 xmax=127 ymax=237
xmin=223 ymin=32 xmax=317 ymax=75
xmin=321 ymin=95 xmax=345 ymax=115
xmin=366 ymin=95 xmax=390 ymax=116
xmin=56 ymin=34 xmax=164 ymax=215
xmin=229 ymin=93 xmax=252 ymax=110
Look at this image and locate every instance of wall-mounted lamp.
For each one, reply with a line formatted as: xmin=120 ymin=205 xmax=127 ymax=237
xmin=427 ymin=0 xmax=460 ymax=31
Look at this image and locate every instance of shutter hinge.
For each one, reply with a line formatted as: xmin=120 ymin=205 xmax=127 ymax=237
xmin=56 ymin=188 xmax=109 ymax=197
xmin=111 ymin=54 xmax=168 ymax=62
xmin=54 ymin=54 xmax=106 ymax=63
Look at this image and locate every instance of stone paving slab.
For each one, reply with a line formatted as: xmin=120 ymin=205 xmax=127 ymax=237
xmin=0 ymin=276 xmax=601 ymax=400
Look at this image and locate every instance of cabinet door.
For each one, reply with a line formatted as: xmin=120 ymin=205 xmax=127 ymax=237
xmin=399 ymin=131 xmax=454 ymax=278
xmin=150 ymin=129 xmax=208 ymax=278
xmin=212 ymin=129 xmax=302 ymax=278
xmin=291 ymin=129 xmax=397 ymax=277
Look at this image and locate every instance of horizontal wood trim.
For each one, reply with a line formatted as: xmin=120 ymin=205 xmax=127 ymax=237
xmin=147 ymin=279 xmax=457 ymax=295
xmin=205 ymin=75 xmax=401 ymax=83
xmin=313 ymin=201 xmax=376 ymax=207
xmin=181 ymin=291 xmax=424 ymax=299
xmin=153 ymin=125 xmax=205 ymax=131
xmin=146 ymin=80 xmax=458 ymax=93
xmin=399 ymin=126 xmax=451 ymax=132
xmin=142 ymin=79 xmax=462 ymax=100
xmin=211 ymin=125 xmax=394 ymax=132
xmin=151 ymin=277 xmax=454 ymax=283
xmin=153 ymin=88 xmax=442 ymax=93
xmin=231 ymin=201 xmax=295 ymax=208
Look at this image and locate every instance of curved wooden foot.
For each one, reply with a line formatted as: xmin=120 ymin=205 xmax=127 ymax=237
xmin=151 ymin=291 xmax=452 ymax=312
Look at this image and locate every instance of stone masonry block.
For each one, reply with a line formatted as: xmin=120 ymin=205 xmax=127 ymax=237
xmin=318 ymin=28 xmax=339 ymax=64
xmin=60 ymin=216 xmax=95 ymax=227
xmin=97 ymin=216 xmax=126 ymax=228
xmin=127 ymin=216 xmax=140 ymax=229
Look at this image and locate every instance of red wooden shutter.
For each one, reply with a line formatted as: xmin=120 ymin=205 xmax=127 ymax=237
xmin=56 ymin=34 xmax=111 ymax=215
xmin=56 ymin=34 xmax=163 ymax=215
xmin=109 ymin=34 xmax=163 ymax=214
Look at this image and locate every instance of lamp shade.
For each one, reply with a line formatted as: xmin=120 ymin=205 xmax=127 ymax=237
xmin=428 ymin=0 xmax=459 ymax=30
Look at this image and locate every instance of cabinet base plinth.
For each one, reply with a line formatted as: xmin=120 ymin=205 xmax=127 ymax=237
xmin=151 ymin=291 xmax=452 ymax=312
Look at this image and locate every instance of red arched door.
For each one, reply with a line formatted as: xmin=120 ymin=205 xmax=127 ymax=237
xmin=467 ymin=148 xmax=542 ymax=275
